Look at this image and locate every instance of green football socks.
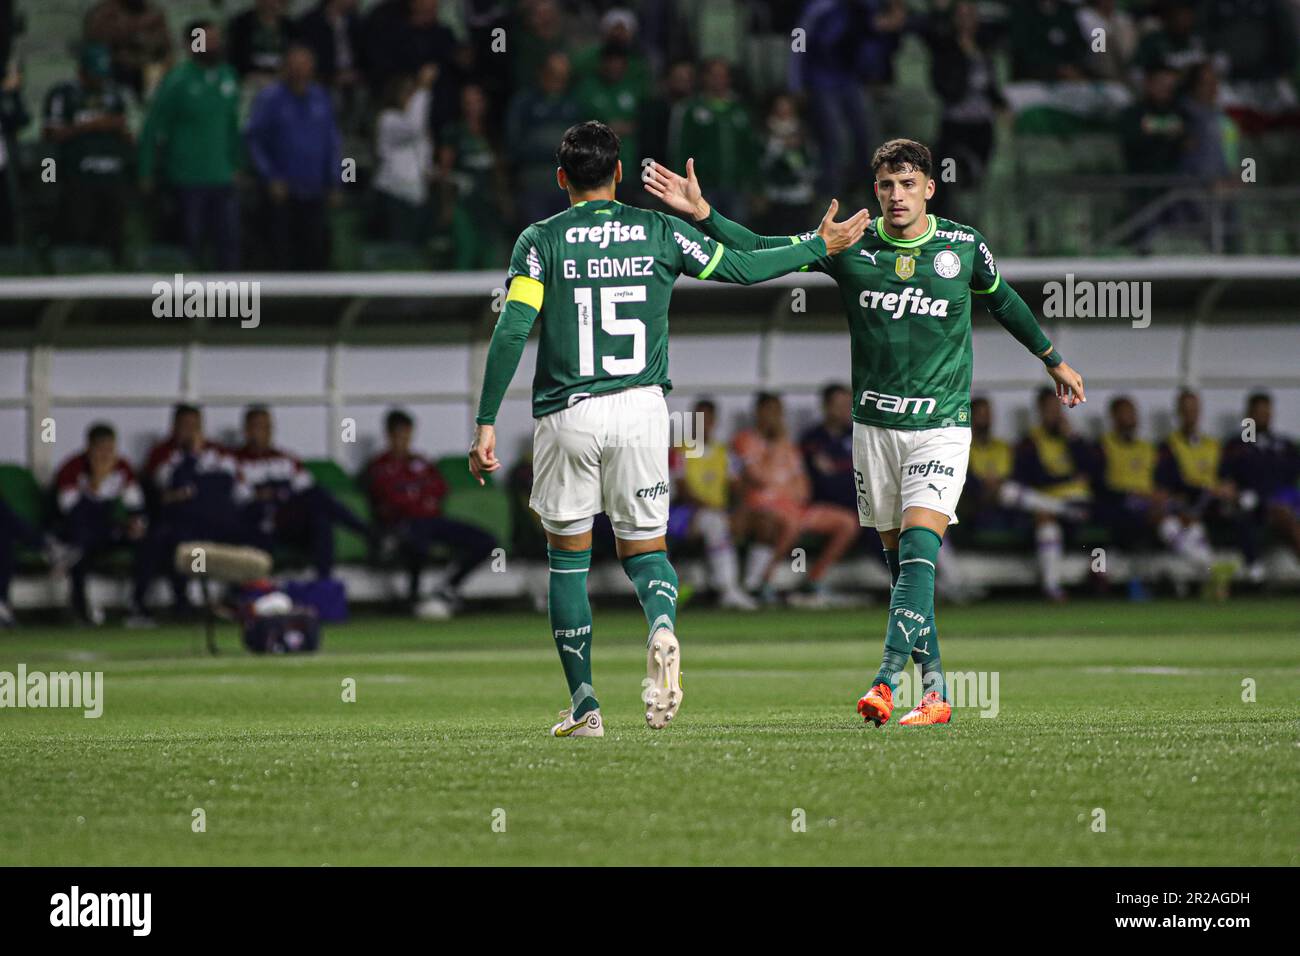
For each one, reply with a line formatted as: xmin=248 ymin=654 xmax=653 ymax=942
xmin=621 ymin=550 xmax=679 ymax=642
xmin=873 ymin=528 xmax=942 ymax=692
xmin=886 ymin=545 xmax=948 ymax=702
xmin=548 ymin=547 xmax=598 ymax=718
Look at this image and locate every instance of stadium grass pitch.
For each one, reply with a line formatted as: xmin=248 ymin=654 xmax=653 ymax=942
xmin=0 ymin=599 xmax=1295 ymax=866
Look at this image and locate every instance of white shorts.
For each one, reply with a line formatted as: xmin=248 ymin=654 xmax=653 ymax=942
xmin=851 ymin=422 xmax=971 ymax=531
xmin=530 ymin=386 xmax=670 ymax=540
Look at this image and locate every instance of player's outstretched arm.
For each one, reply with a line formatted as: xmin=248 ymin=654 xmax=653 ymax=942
xmin=643 ymin=158 xmax=791 ymax=252
xmin=469 ymin=288 xmax=540 ymax=484
xmin=980 ymin=279 xmax=1086 ymax=408
xmin=690 ymin=202 xmax=869 ymax=285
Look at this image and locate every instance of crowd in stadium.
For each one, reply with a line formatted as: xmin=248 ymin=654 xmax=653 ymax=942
xmin=1 ymin=386 xmax=1297 ymax=627
xmin=0 ymin=0 xmax=1295 ymax=268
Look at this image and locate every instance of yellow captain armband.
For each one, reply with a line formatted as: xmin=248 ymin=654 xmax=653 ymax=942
xmin=506 ymin=275 xmax=544 ymax=311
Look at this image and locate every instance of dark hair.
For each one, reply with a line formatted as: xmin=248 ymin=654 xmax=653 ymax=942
xmin=173 ymin=403 xmax=201 ymax=421
xmin=1109 ymin=395 xmax=1134 ymax=414
xmin=1246 ymin=391 xmax=1271 ymax=407
xmin=244 ymin=405 xmax=270 ymax=424
xmin=556 ymin=121 xmax=621 ymax=191
xmin=385 ymin=409 xmax=414 ymax=432
xmin=1035 ymin=386 xmax=1056 ymax=406
xmin=755 ymin=391 xmax=781 ymax=408
xmin=821 ymin=383 xmax=850 ymax=406
xmin=871 ymin=138 xmax=932 ymax=178
xmin=86 ymin=422 xmax=115 ymax=444
xmin=970 ymin=395 xmax=990 ymax=411
xmin=694 ymin=398 xmax=717 ymax=414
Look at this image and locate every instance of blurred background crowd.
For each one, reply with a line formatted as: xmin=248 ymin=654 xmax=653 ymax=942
xmin=1 ymin=0 xmax=1299 ymax=273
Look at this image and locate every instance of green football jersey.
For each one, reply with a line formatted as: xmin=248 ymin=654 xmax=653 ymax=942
xmin=506 ymin=199 xmax=730 ymax=418
xmin=798 ymin=214 xmax=1001 ymax=430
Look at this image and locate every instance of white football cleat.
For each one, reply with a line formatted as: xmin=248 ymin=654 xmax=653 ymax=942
xmin=550 ymin=708 xmax=604 ymax=738
xmin=642 ymin=629 xmax=682 ymax=729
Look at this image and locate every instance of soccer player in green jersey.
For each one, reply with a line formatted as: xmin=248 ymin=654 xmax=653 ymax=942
xmin=644 ymin=138 xmax=1087 ymax=727
xmin=468 ymin=121 xmax=869 ymax=737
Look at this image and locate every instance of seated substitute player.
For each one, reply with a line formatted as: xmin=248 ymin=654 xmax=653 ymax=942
xmin=54 ymin=423 xmax=152 ymax=626
xmin=468 ymin=120 xmax=868 ymax=738
xmin=142 ymin=403 xmax=253 ymax=619
xmin=644 ymin=138 xmax=1086 ymax=727
xmin=733 ymin=391 xmax=859 ymax=605
xmin=1156 ymin=389 xmax=1235 ymax=597
xmin=1219 ymin=391 xmax=1300 ymax=573
xmin=1013 ymin=387 xmax=1098 ymax=602
xmin=366 ymin=409 xmax=497 ymax=620
xmin=236 ymin=405 xmax=372 ymax=579
xmin=667 ymin=398 xmax=756 ymax=611
xmin=1096 ymin=395 xmax=1215 ymax=599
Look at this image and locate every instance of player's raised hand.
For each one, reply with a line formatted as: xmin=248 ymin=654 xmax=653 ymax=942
xmin=642 ymin=158 xmax=710 ymax=221
xmin=1049 ymin=361 xmax=1086 ymax=408
xmin=816 ymin=200 xmax=872 ymax=256
xmin=468 ymin=424 xmax=500 ymax=486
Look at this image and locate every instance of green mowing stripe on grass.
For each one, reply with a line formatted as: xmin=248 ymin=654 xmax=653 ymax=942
xmin=0 ymin=600 xmax=1296 ymax=865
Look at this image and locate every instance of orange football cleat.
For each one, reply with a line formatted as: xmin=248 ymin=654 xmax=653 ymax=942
xmin=898 ymin=690 xmax=952 ymax=726
xmin=857 ymin=683 xmax=893 ymax=726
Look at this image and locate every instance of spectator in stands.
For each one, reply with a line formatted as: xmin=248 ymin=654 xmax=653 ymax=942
xmin=1119 ymin=66 xmax=1188 ymax=253
xmin=790 ymin=0 xmax=876 ymax=198
xmin=0 ymin=56 xmax=29 ymax=246
xmin=246 ymin=43 xmax=341 ymax=271
xmin=925 ymin=0 xmax=1006 ymax=219
xmin=1014 ymin=387 xmax=1098 ymax=602
xmin=1204 ymin=0 xmax=1297 ymax=83
xmin=668 ymin=58 xmax=756 ymax=221
xmin=362 ymin=0 xmax=460 ymax=130
xmin=53 ymin=423 xmax=151 ymax=626
xmin=0 ymin=499 xmax=75 ymax=628
xmin=1075 ymin=0 xmax=1138 ymax=81
xmin=294 ymin=0 xmax=364 ymax=89
xmin=640 ymin=60 xmax=695 ymax=174
xmin=1134 ymin=1 xmax=1215 ymax=81
xmin=1096 ymin=395 xmax=1216 ymax=599
xmin=227 ymin=0 xmax=296 ymax=87
xmin=373 ymin=64 xmax=437 ymax=244
xmin=437 ymin=82 xmax=508 ymax=269
xmin=732 ymin=392 xmax=859 ymax=606
xmin=1219 ymin=392 xmax=1300 ymax=574
xmin=142 ymin=404 xmax=252 ymax=619
xmin=573 ymin=9 xmax=651 ymax=98
xmin=668 ymin=398 xmax=754 ymax=611
xmin=755 ymin=94 xmax=816 ymax=235
xmin=510 ymin=0 xmax=568 ymax=94
xmin=84 ymin=0 xmax=173 ymax=99
xmin=1178 ymin=61 xmax=1241 ymax=250
xmin=576 ymin=42 xmax=645 ymax=205
xmin=505 ymin=51 xmax=580 ymax=229
xmin=235 ymin=406 xmax=372 ymax=579
xmin=365 ymin=409 xmax=496 ymax=619
xmin=42 ymin=44 xmax=132 ymax=264
xmin=799 ymin=384 xmax=856 ymax=517
xmin=1008 ymin=0 xmax=1087 ymax=81
xmin=138 ymin=20 xmax=242 ymax=271
xmin=1157 ymin=389 xmax=1236 ymax=597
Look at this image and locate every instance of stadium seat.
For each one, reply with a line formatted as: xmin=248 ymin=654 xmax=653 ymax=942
xmin=303 ymin=460 xmax=372 ymax=565
xmin=359 ymin=242 xmax=430 ymax=272
xmin=0 ymin=247 xmax=41 ymax=276
xmin=127 ymin=244 xmax=195 ymax=274
xmin=0 ymin=464 xmax=49 ymax=571
xmin=49 ymin=245 xmax=114 ymax=275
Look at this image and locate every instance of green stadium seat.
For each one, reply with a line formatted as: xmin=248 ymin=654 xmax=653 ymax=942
xmin=0 ymin=464 xmax=49 ymax=571
xmin=127 ymin=244 xmax=195 ymax=274
xmin=436 ymin=454 xmax=484 ymax=492
xmin=49 ymin=244 xmax=114 ymax=275
xmin=304 ymin=460 xmax=372 ymax=565
xmin=359 ymin=242 xmax=429 ymax=272
xmin=441 ymin=483 xmax=513 ymax=549
xmin=0 ymin=246 xmax=42 ymax=276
